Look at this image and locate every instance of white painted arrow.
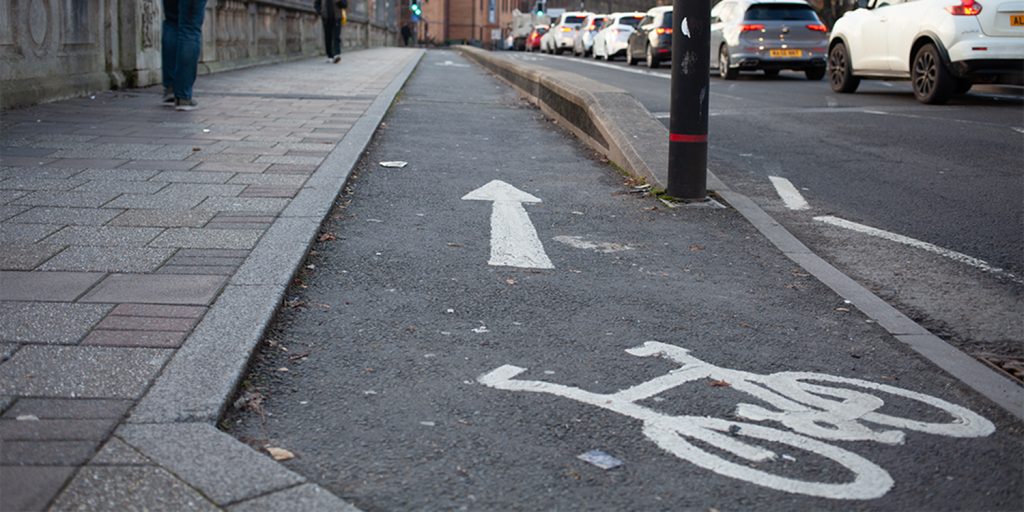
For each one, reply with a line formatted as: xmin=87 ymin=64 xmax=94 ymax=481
xmin=462 ymin=180 xmax=554 ymax=269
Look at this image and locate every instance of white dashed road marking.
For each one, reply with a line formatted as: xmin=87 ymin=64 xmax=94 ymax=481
xmin=768 ymin=176 xmax=811 ymax=211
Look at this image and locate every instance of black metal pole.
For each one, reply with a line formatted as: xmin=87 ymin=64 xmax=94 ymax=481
xmin=667 ymin=0 xmax=710 ymax=200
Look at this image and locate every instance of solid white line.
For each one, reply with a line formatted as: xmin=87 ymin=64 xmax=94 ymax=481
xmin=1013 ymin=127 xmax=1024 ymax=134
xmin=814 ymin=215 xmax=1021 ymax=283
xmin=768 ymin=176 xmax=810 ymax=211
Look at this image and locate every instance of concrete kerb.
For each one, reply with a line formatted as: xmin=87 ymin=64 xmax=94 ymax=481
xmin=457 ymin=46 xmax=1024 ymax=422
xmin=113 ymin=49 xmax=425 ymax=509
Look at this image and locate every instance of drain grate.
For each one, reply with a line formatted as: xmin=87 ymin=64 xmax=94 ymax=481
xmin=977 ymin=354 xmax=1024 ymax=384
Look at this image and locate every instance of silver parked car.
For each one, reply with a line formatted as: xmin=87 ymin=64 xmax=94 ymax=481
xmin=573 ymin=14 xmax=611 ymax=57
xmin=592 ymin=12 xmax=646 ymax=61
xmin=711 ymin=0 xmax=829 ymax=80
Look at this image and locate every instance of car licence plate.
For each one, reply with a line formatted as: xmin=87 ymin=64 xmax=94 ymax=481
xmin=1011 ymin=14 xmax=1024 ymax=26
xmin=769 ymin=49 xmax=803 ymax=57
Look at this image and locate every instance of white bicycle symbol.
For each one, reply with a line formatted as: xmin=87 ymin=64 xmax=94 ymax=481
xmin=478 ymin=341 xmax=995 ymax=500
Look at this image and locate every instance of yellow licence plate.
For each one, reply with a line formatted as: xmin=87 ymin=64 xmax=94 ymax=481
xmin=769 ymin=49 xmax=803 ymax=58
xmin=1011 ymin=14 xmax=1024 ymax=26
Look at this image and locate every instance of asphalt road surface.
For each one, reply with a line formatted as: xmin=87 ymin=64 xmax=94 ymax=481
xmin=505 ymin=51 xmax=1024 ymax=361
xmin=226 ymin=50 xmax=1023 ymax=511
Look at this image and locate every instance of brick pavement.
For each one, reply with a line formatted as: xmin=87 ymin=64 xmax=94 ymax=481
xmin=0 ymin=47 xmax=421 ymax=511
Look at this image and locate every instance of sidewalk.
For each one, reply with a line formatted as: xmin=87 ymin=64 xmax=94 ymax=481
xmin=1 ymin=47 xmax=422 ymax=511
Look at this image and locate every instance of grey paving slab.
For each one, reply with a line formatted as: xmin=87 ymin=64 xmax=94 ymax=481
xmin=0 ymin=177 xmax=86 ymax=191
xmin=150 ymin=170 xmax=233 ymax=183
xmin=0 ymin=190 xmax=28 ymax=204
xmin=0 ymin=345 xmax=171 ymax=398
xmin=41 ymin=226 xmax=165 ymax=247
xmin=149 ymin=227 xmax=263 ymax=250
xmin=194 ymin=161 xmax=270 ymax=173
xmin=79 ymin=273 xmax=227 ymax=305
xmin=227 ymin=173 xmax=308 ymax=186
xmin=103 ymin=193 xmax=205 ymax=210
xmin=0 ymin=243 xmax=66 ymax=270
xmin=3 ymin=398 xmax=132 ymax=419
xmin=75 ymin=168 xmax=160 ymax=181
xmin=229 ymin=483 xmax=359 ymax=512
xmin=0 ymin=205 xmax=30 ymax=221
xmin=39 ymin=246 xmax=175 ymax=273
xmin=159 ymin=183 xmax=247 ymax=197
xmin=196 ymin=197 xmax=289 ymax=214
xmin=6 ymin=206 xmax=124 ymax=226
xmin=82 ymin=329 xmax=187 ymax=348
xmin=0 ymin=440 xmax=99 ymax=466
xmin=107 ymin=208 xmax=216 ymax=228
xmin=90 ymin=437 xmax=152 ymax=465
xmin=44 ymin=158 xmax=128 ymax=170
xmin=253 ymin=155 xmax=324 ymax=165
xmin=0 ymin=418 xmax=117 ymax=441
xmin=120 ymin=159 xmax=201 ymax=171
xmin=0 ymin=167 xmax=84 ymax=180
xmin=156 ymin=265 xmax=238 ymax=275
xmin=0 ymin=271 xmax=105 ymax=301
xmin=0 ymin=466 xmax=76 ymax=511
xmin=0 ymin=223 xmax=62 ymax=243
xmin=0 ymin=302 xmax=112 ymax=344
xmin=130 ymin=284 xmax=285 ymax=423
xmin=10 ymin=190 xmax=121 ymax=208
xmin=118 ymin=423 xmax=305 ymax=506
xmin=50 ymin=466 xmax=219 ymax=512
xmin=71 ymin=180 xmax=168 ymax=194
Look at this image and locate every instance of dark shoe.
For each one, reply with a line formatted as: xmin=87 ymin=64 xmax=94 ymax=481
xmin=333 ymin=55 xmax=341 ymax=64
xmin=162 ymin=87 xmax=175 ymax=105
xmin=174 ymin=98 xmax=198 ymax=111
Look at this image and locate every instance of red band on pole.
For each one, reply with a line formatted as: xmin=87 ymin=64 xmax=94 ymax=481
xmin=669 ymin=133 xmax=708 ymax=143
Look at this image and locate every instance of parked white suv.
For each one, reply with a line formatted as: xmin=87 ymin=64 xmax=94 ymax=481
xmin=541 ymin=12 xmax=591 ymax=54
xmin=828 ymin=0 xmax=1024 ymax=103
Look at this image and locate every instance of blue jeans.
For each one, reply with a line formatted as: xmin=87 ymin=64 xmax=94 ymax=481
xmin=162 ymin=0 xmax=207 ymax=100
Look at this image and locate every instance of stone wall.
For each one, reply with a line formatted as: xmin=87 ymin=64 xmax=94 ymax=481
xmin=0 ymin=0 xmax=397 ymax=110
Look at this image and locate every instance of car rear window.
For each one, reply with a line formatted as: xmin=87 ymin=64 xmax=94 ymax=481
xmin=661 ymin=12 xmax=673 ymax=26
xmin=536 ymin=27 xmax=548 ymax=34
xmin=744 ymin=4 xmax=819 ymax=20
xmin=620 ymin=16 xmax=643 ymax=27
xmin=565 ymin=16 xmax=587 ymax=24
xmin=591 ymin=18 xmax=609 ymax=30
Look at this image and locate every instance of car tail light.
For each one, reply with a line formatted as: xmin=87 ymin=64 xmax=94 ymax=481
xmin=806 ymin=24 xmax=827 ymax=32
xmin=741 ymin=24 xmax=765 ymax=32
xmin=655 ymin=27 xmax=673 ymax=35
xmin=946 ymin=0 xmax=982 ymax=15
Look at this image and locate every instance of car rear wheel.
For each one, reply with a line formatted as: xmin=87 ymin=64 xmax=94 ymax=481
xmin=626 ymin=47 xmax=636 ymax=66
xmin=828 ymin=42 xmax=859 ymax=93
xmin=954 ymin=78 xmax=973 ymax=95
xmin=912 ymin=43 xmax=954 ymax=104
xmin=764 ymin=69 xmax=780 ymax=77
xmin=805 ymin=67 xmax=825 ymax=81
xmin=646 ymin=45 xmax=660 ymax=69
xmin=719 ymin=47 xmax=738 ymax=80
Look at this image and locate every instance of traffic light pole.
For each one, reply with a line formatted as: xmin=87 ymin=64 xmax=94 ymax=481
xmin=667 ymin=0 xmax=710 ymax=201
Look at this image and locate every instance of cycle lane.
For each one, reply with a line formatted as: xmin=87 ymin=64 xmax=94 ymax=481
xmin=224 ymin=50 xmax=1023 ymax=510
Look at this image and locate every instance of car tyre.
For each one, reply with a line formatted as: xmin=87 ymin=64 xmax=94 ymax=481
xmin=626 ymin=47 xmax=637 ymax=66
xmin=911 ymin=43 xmax=954 ymax=104
xmin=954 ymin=78 xmax=973 ymax=95
xmin=828 ymin=42 xmax=859 ymax=93
xmin=805 ymin=67 xmax=825 ymax=81
xmin=764 ymin=69 xmax=780 ymax=77
xmin=719 ymin=46 xmax=738 ymax=80
xmin=646 ymin=44 xmax=660 ymax=69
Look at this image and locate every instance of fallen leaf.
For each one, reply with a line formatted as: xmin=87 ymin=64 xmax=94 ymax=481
xmin=266 ymin=447 xmax=295 ymax=461
xmin=505 ymin=278 xmax=517 ymax=285
xmin=317 ymin=232 xmax=337 ymax=242
xmin=447 ymin=242 xmax=463 ymax=248
xmin=689 ymin=244 xmax=705 ymax=252
xmin=835 ymin=307 xmax=851 ymax=312
xmin=709 ymin=379 xmax=731 ymax=388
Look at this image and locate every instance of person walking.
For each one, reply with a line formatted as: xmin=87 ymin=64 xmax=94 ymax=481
xmin=401 ymin=23 xmax=412 ymax=47
xmin=316 ymin=0 xmax=347 ymax=63
xmin=162 ymin=0 xmax=208 ymax=111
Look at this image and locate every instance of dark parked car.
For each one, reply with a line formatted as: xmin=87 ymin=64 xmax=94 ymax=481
xmin=626 ymin=6 xmax=673 ymax=68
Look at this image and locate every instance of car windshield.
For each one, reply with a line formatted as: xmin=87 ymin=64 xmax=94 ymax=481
xmin=536 ymin=27 xmax=548 ymax=34
xmin=744 ymin=4 xmax=819 ymax=20
xmin=661 ymin=12 xmax=673 ymax=26
xmin=591 ymin=18 xmax=608 ymax=29
xmin=619 ymin=16 xmax=643 ymax=27
xmin=564 ymin=16 xmax=587 ymax=24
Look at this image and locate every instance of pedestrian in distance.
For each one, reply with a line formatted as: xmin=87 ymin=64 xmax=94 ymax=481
xmin=316 ymin=0 xmax=348 ymax=63
xmin=401 ymin=23 xmax=412 ymax=47
xmin=161 ymin=0 xmax=208 ymax=111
